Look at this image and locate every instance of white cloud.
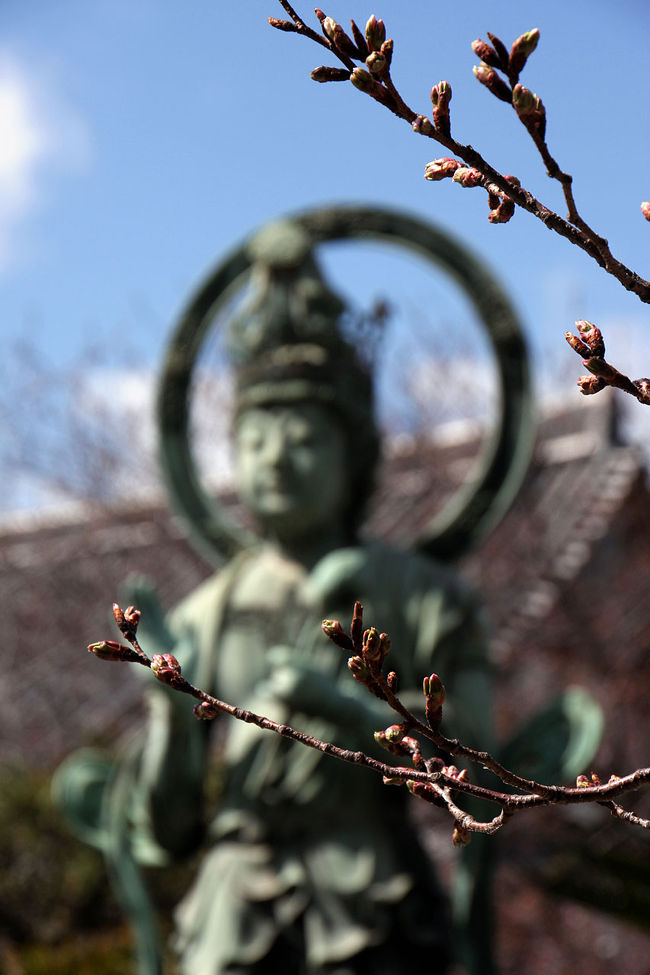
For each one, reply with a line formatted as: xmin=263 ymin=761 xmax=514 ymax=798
xmin=0 ymin=50 xmax=89 ymax=271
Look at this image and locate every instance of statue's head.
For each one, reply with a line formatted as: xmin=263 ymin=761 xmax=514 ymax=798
xmin=228 ymin=221 xmax=380 ymax=542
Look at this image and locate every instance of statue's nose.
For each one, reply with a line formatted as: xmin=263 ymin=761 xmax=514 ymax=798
xmin=262 ymin=429 xmax=290 ymax=469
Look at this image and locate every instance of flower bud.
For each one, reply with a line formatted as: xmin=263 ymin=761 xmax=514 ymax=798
xmin=512 ymin=84 xmax=546 ymax=137
xmin=633 ymin=378 xmax=650 ymax=402
xmin=577 ymin=374 xmax=607 ymax=395
xmin=350 ymin=67 xmax=375 ymax=93
xmin=366 ymin=51 xmax=386 ymax=76
xmin=565 ymin=332 xmax=591 ymax=358
xmin=350 ymin=19 xmax=369 ymax=59
xmin=429 ymin=81 xmax=452 ymax=135
xmin=488 ymin=197 xmax=515 ymax=224
xmin=380 ymin=38 xmax=393 ymax=69
xmin=430 ymin=80 xmax=452 ymax=109
xmin=193 ymin=700 xmax=219 ymax=720
xmin=423 ymin=673 xmax=446 ymax=706
xmin=452 ymin=824 xmax=472 ymax=847
xmin=268 ymin=17 xmax=299 ymax=33
xmin=406 ymin=780 xmax=438 ymax=802
xmin=575 ymin=320 xmax=605 ymax=357
xmin=123 ymin=606 xmax=142 ymax=629
xmin=452 ymin=167 xmax=483 ymax=188
xmin=473 ymin=62 xmax=512 ymax=103
xmin=350 ymin=601 xmax=364 ymax=651
xmin=332 ymin=23 xmax=359 ymax=60
xmin=384 ymin=723 xmax=407 ymax=743
xmin=424 ymin=157 xmax=462 ymax=181
xmin=365 ymin=14 xmax=386 ymax=53
xmin=591 ymin=771 xmax=601 ymax=786
xmin=321 ymin=619 xmax=354 ymax=651
xmin=321 ymin=17 xmax=337 ymax=41
xmin=471 ymin=38 xmax=501 ymax=69
xmin=362 ymin=626 xmax=382 ymax=664
xmin=509 ymin=29 xmax=540 ymax=80
xmin=311 ymin=66 xmax=352 ymax=83
xmin=387 ymin=671 xmax=399 ymax=691
xmin=88 ymin=640 xmax=141 ymax=663
xmin=348 ymin=655 xmax=370 ymax=682
xmin=487 ymin=32 xmax=510 ymax=70
xmin=412 ymin=115 xmax=435 ymax=137
xmin=378 ymin=632 xmax=392 ymax=661
xmin=151 ymin=653 xmax=183 ymax=686
xmin=641 ymin=202 xmax=650 ymax=222
xmin=576 ymin=774 xmax=590 ymax=788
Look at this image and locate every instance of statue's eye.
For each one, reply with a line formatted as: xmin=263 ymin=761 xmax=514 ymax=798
xmin=286 ymin=425 xmax=314 ymax=448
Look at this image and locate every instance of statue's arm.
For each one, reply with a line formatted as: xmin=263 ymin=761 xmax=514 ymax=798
xmin=263 ymin=645 xmax=393 ymax=737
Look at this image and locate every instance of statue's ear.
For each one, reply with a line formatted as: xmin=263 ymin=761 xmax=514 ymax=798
xmin=118 ymin=574 xmax=174 ymax=654
xmin=499 ymin=686 xmax=604 ymax=785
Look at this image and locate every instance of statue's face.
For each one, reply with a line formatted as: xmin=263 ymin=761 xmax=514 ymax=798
xmin=234 ymin=402 xmax=348 ymax=539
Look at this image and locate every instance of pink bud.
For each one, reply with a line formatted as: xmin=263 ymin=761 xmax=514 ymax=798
xmin=633 ymin=378 xmax=650 ymax=402
xmin=365 ymin=50 xmax=386 ymax=75
xmin=575 ymin=320 xmax=605 ymax=357
xmin=452 ymin=824 xmax=472 ymax=847
xmin=452 ymin=167 xmax=483 ymax=188
xmin=365 ymin=14 xmax=386 ymax=53
xmin=412 ymin=115 xmax=435 ymax=137
xmin=565 ymin=331 xmax=591 ymax=358
xmin=193 ymin=700 xmax=219 ymax=720
xmin=488 ymin=197 xmax=515 ymax=224
xmin=471 ymin=38 xmax=501 ymax=69
xmin=311 ymin=66 xmax=351 ymax=83
xmin=473 ymin=62 xmax=512 ymax=103
xmin=423 ymin=673 xmax=446 ymax=706
xmin=321 ymin=17 xmax=337 ymax=41
xmin=88 ymin=640 xmax=141 ymax=664
xmin=362 ymin=626 xmax=382 ymax=664
xmin=424 ymin=157 xmax=462 ymax=181
xmin=577 ymin=374 xmax=606 ymax=395
xmin=641 ymin=202 xmax=650 ymax=221
xmin=321 ymin=619 xmax=354 ymax=651
xmin=509 ymin=28 xmax=540 ymax=80
xmin=348 ymin=655 xmax=370 ymax=682
xmin=151 ymin=653 xmax=183 ymax=685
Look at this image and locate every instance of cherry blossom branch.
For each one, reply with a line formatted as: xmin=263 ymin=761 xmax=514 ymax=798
xmin=88 ymin=602 xmax=650 ymax=844
xmin=269 ymin=7 xmax=650 ymax=405
xmin=564 ymin=319 xmax=650 ymax=405
xmin=269 ymin=6 xmax=650 ymax=306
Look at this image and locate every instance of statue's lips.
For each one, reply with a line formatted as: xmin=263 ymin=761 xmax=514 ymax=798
xmin=254 ymin=476 xmax=302 ymax=506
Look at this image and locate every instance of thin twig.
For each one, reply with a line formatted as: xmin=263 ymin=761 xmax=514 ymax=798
xmin=270 ymin=5 xmax=650 ymax=305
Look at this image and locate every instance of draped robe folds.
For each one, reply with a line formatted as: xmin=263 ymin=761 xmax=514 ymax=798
xmin=141 ymin=540 xmax=491 ymax=974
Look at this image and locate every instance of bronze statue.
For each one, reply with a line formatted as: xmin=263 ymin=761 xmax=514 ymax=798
xmin=140 ymin=216 xmax=523 ymax=975
xmin=56 ymin=207 xmax=538 ymax=975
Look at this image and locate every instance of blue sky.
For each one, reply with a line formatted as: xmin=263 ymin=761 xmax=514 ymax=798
xmin=1 ymin=0 xmax=649 ymax=507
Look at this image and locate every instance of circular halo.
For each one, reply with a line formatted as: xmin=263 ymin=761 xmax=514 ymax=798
xmin=158 ymin=205 xmax=534 ymax=566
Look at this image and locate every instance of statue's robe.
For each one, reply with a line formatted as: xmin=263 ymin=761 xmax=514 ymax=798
xmin=142 ymin=540 xmax=490 ymax=974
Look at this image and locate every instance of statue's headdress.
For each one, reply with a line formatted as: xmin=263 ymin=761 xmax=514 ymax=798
xmin=227 ymin=220 xmax=380 ymax=533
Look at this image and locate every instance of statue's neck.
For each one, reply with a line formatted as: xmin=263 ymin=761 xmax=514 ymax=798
xmin=266 ymin=524 xmax=352 ymax=572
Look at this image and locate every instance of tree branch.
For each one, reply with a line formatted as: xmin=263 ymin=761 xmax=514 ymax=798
xmin=87 ymin=602 xmax=650 ymax=843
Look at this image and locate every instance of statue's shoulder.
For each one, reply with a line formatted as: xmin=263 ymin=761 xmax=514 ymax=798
xmin=362 ymin=538 xmax=474 ymax=603
xmin=168 ymin=552 xmax=253 ymax=638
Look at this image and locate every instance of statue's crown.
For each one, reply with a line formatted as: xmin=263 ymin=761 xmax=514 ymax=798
xmin=227 ymin=220 xmax=374 ymax=424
